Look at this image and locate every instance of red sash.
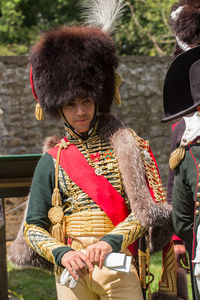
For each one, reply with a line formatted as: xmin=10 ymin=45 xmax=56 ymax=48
xmin=48 ymin=137 xmax=129 ymax=225
xmin=48 ymin=137 xmax=137 ymax=256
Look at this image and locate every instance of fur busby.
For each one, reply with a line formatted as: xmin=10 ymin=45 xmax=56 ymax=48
xmin=170 ymin=0 xmax=200 ymax=56
xmin=30 ymin=26 xmax=118 ymax=117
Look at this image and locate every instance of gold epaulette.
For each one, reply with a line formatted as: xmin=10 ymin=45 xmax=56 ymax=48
xmin=169 ymin=146 xmax=185 ymax=170
xmin=129 ymin=129 xmax=166 ymax=204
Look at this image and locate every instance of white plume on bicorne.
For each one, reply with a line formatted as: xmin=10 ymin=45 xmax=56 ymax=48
xmin=81 ymin=0 xmax=125 ymax=33
xmin=171 ymin=6 xmax=184 ymax=21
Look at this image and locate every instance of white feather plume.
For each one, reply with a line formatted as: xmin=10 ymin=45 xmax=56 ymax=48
xmin=81 ymin=0 xmax=125 ymax=33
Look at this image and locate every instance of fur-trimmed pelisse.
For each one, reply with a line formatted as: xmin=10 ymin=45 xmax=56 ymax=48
xmin=9 ymin=113 xmax=172 ymax=267
xmin=9 ymin=113 xmax=188 ymax=298
xmin=170 ymin=0 xmax=200 ymax=56
xmin=30 ymin=26 xmax=118 ymax=117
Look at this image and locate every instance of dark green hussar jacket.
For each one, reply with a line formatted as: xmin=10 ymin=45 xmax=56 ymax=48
xmin=172 ymin=139 xmax=200 ymax=300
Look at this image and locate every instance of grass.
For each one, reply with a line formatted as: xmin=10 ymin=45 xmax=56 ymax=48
xmin=8 ymin=262 xmax=57 ymax=300
xmin=8 ymin=252 xmax=192 ymax=300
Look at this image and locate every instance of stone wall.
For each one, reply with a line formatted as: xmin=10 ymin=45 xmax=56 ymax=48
xmin=0 ymin=55 xmax=174 ymax=187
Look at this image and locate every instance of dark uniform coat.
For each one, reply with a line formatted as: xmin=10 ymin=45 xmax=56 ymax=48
xmin=172 ymin=138 xmax=200 ymax=300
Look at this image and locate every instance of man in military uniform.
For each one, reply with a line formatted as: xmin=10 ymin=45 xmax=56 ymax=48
xmin=162 ymin=45 xmax=200 ymax=300
xmin=162 ymin=3 xmax=200 ymax=293
xmin=9 ymin=1 xmax=182 ymax=299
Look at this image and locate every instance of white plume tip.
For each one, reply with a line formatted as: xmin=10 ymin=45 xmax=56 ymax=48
xmin=176 ymin=36 xmax=192 ymax=52
xmin=171 ymin=6 xmax=184 ymax=21
xmin=81 ymin=0 xmax=125 ymax=33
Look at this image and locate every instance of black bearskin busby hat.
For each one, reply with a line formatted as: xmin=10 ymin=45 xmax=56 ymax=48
xmin=30 ymin=0 xmax=125 ymax=119
xmin=170 ymin=0 xmax=200 ymax=57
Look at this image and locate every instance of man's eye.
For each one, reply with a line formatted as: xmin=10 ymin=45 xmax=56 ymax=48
xmin=83 ymin=99 xmax=91 ymax=104
xmin=65 ymin=103 xmax=75 ymax=107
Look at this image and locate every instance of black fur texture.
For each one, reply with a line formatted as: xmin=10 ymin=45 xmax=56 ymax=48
xmin=30 ymin=26 xmax=118 ymax=117
xmin=170 ymin=0 xmax=200 ymax=56
xmin=98 ymin=112 xmax=124 ymax=141
xmin=152 ymin=292 xmax=179 ymax=300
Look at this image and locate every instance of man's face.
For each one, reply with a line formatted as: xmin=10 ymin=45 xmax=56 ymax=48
xmin=62 ymin=98 xmax=95 ymax=133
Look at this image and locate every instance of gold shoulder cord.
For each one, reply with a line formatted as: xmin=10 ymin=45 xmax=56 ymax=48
xmin=129 ymin=129 xmax=166 ymax=204
xmin=47 ymin=139 xmax=71 ymax=275
xmin=169 ymin=146 xmax=185 ymax=170
xmin=48 ymin=139 xmax=70 ymax=243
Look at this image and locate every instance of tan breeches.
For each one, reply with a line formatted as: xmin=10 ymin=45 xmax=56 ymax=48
xmin=55 ymin=263 xmax=144 ymax=300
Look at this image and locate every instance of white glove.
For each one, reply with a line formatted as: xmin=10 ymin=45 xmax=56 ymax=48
xmin=60 ymin=251 xmax=132 ymax=288
xmin=60 ymin=268 xmax=78 ymax=289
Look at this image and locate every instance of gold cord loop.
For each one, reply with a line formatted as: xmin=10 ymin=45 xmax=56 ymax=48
xmin=48 ymin=139 xmax=70 ymax=243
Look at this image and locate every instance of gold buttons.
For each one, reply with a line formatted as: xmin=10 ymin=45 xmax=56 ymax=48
xmin=198 ymin=183 xmax=200 ymax=187
xmin=197 ymin=202 xmax=200 ymax=208
xmin=196 ymin=210 xmax=200 ymax=216
xmin=199 ymin=164 xmax=200 ymax=168
xmin=197 ymin=193 xmax=200 ymax=198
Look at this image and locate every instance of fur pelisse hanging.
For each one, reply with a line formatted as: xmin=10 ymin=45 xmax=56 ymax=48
xmin=8 ymin=114 xmax=187 ymax=299
xmin=170 ymin=0 xmax=200 ymax=55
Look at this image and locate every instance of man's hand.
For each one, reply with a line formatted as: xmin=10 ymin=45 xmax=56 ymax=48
xmin=86 ymin=241 xmax=113 ymax=269
xmin=174 ymin=244 xmax=189 ymax=272
xmin=61 ymin=250 xmax=94 ymax=280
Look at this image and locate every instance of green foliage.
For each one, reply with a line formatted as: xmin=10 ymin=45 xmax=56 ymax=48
xmin=0 ymin=0 xmax=176 ymax=56
xmin=115 ymin=0 xmax=176 ymax=56
xmin=0 ymin=43 xmax=29 ymax=55
xmin=0 ymin=0 xmax=81 ymax=55
xmin=0 ymin=0 xmax=25 ymax=43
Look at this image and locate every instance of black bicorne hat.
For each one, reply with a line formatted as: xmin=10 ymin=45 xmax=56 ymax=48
xmin=161 ymin=45 xmax=200 ymax=123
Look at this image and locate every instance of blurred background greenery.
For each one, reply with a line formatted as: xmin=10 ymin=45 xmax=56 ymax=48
xmin=0 ymin=0 xmax=176 ymax=56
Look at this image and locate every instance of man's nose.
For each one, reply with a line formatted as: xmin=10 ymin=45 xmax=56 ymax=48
xmin=76 ymin=104 xmax=85 ymax=115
